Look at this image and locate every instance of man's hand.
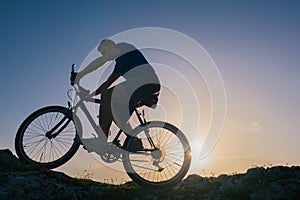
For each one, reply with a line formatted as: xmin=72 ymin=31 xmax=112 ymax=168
xmin=70 ymin=72 xmax=78 ymax=86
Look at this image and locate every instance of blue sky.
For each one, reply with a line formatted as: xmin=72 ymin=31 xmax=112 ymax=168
xmin=0 ymin=0 xmax=299 ymax=180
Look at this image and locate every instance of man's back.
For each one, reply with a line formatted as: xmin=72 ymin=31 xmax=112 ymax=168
xmin=114 ymin=42 xmax=160 ymax=85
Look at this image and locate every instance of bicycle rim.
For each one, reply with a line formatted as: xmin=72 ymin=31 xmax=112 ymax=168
xmin=15 ymin=106 xmax=81 ymax=169
xmin=123 ymin=121 xmax=191 ymax=188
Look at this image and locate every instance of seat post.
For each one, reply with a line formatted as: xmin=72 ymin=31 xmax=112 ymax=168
xmin=134 ymin=108 xmax=146 ymax=125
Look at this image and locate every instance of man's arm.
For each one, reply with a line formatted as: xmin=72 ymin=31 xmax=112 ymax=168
xmin=89 ymin=73 xmax=120 ymax=97
xmin=77 ymin=47 xmax=120 ymax=80
xmin=76 ymin=57 xmax=108 ymax=80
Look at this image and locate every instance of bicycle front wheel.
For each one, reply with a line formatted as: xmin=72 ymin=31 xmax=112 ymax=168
xmin=123 ymin=121 xmax=191 ymax=189
xmin=15 ymin=106 xmax=82 ymax=169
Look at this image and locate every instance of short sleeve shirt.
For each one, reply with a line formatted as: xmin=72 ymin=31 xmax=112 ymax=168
xmin=113 ymin=49 xmax=148 ymax=76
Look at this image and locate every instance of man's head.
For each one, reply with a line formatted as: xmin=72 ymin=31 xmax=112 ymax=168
xmin=98 ymin=39 xmax=116 ymax=55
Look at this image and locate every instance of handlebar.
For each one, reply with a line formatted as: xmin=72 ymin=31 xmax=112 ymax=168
xmin=71 ymin=63 xmax=75 ymax=73
xmin=70 ymin=63 xmax=90 ymax=98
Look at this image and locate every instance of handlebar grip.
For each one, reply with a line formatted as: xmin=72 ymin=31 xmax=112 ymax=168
xmin=71 ymin=63 xmax=76 ymax=73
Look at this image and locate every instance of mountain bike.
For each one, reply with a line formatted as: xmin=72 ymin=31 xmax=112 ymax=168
xmin=15 ymin=64 xmax=191 ymax=188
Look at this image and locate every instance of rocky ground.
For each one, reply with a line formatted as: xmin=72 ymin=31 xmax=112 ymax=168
xmin=0 ymin=149 xmax=299 ymax=200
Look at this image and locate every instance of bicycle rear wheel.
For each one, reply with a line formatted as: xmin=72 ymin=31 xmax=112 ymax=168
xmin=123 ymin=121 xmax=191 ymax=189
xmin=15 ymin=106 xmax=82 ymax=169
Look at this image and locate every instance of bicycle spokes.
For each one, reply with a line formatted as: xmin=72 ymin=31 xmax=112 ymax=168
xmin=17 ymin=107 xmax=79 ymax=167
xmin=124 ymin=125 xmax=187 ymax=183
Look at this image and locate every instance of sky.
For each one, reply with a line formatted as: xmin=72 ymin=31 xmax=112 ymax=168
xmin=0 ymin=0 xmax=299 ymax=182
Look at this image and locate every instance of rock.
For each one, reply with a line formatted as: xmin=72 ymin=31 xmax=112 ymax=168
xmin=245 ymin=167 xmax=266 ymax=180
xmin=250 ymin=182 xmax=286 ymax=200
xmin=217 ymin=174 xmax=229 ymax=181
xmin=219 ymin=180 xmax=236 ymax=196
xmin=0 ymin=148 xmax=300 ymax=200
xmin=183 ymin=174 xmax=204 ymax=184
xmin=0 ymin=149 xmax=23 ymax=169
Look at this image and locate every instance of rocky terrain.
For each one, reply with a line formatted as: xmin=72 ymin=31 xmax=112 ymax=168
xmin=0 ymin=149 xmax=299 ymax=200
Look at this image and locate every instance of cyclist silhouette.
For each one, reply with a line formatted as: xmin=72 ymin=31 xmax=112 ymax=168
xmin=71 ymin=39 xmax=161 ymax=142
xmin=16 ymin=39 xmax=191 ymax=186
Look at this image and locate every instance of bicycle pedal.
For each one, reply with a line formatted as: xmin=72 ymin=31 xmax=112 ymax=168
xmin=82 ymin=145 xmax=94 ymax=153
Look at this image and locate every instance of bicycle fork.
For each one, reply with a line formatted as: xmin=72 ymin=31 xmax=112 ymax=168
xmin=45 ymin=109 xmax=73 ymax=139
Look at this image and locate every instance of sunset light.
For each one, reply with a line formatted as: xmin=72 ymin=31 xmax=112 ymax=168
xmin=0 ymin=1 xmax=299 ymax=198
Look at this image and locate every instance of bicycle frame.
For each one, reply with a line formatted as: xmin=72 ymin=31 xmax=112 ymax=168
xmin=73 ymin=96 xmax=108 ymax=143
xmin=15 ymin=64 xmax=191 ymax=188
xmin=70 ymin=84 xmax=156 ymax=153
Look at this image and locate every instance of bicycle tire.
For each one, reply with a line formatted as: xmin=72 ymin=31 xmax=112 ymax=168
xmin=122 ymin=121 xmax=191 ymax=189
xmin=15 ymin=106 xmax=82 ymax=169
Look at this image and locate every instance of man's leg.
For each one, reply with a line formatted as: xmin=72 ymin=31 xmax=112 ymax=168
xmin=129 ymin=83 xmax=161 ymax=113
xmin=99 ymin=87 xmax=114 ymax=138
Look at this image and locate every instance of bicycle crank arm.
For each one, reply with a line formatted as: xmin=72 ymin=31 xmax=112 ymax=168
xmin=122 ymin=147 xmax=155 ymax=154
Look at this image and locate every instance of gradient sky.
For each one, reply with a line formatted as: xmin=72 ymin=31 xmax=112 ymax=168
xmin=0 ymin=0 xmax=299 ymax=182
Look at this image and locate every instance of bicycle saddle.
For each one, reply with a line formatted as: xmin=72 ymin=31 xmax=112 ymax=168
xmin=135 ymin=92 xmax=159 ymax=109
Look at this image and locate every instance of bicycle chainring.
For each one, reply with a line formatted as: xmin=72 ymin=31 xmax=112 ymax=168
xmin=99 ymin=142 xmax=121 ymax=163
